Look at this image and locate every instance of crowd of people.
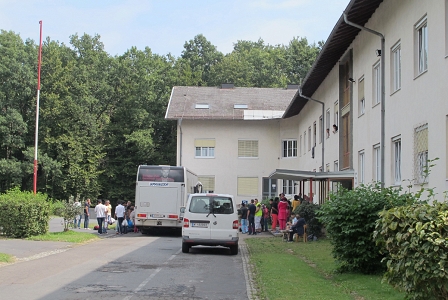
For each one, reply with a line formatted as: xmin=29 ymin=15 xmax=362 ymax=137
xmin=239 ymin=193 xmax=307 ymax=241
xmin=73 ymin=199 xmax=137 ymax=235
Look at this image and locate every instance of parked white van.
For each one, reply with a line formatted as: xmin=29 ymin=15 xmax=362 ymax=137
xmin=181 ymin=193 xmax=239 ymax=255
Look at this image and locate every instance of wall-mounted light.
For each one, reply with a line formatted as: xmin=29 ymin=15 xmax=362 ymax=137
xmin=348 ymin=77 xmax=355 ymax=83
xmin=375 ymin=49 xmax=382 ymax=57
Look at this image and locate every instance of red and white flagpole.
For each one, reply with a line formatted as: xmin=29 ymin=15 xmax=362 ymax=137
xmin=33 ymin=20 xmax=43 ymax=194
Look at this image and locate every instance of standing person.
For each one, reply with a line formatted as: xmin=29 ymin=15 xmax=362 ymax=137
xmin=73 ymin=199 xmax=82 ymax=229
xmin=278 ymin=196 xmax=289 ymax=230
xmin=262 ymin=204 xmax=269 ymax=232
xmin=94 ymin=199 xmax=107 ymax=234
xmin=270 ymin=198 xmax=279 ymax=232
xmin=247 ymin=199 xmax=256 ymax=235
xmin=83 ymin=198 xmax=91 ymax=229
xmin=114 ymin=200 xmax=126 ymax=235
xmin=292 ymin=195 xmax=301 ymax=213
xmin=130 ymin=206 xmax=137 ymax=233
xmin=105 ymin=200 xmax=112 ymax=230
xmin=240 ymin=202 xmax=248 ymax=234
xmin=254 ymin=199 xmax=262 ymax=233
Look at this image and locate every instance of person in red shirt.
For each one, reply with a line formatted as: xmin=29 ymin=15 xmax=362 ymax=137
xmin=262 ymin=204 xmax=269 ymax=232
xmin=278 ymin=196 xmax=289 ymax=230
xmin=270 ymin=198 xmax=279 ymax=232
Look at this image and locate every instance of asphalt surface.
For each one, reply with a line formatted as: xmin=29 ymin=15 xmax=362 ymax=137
xmin=0 ymin=216 xmax=271 ymax=261
xmin=0 ymin=218 xmax=272 ymax=299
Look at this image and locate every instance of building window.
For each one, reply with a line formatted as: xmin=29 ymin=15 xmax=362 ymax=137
xmin=392 ymin=136 xmax=402 ymax=185
xmin=262 ymin=177 xmax=277 ymax=198
xmin=414 ymin=124 xmax=428 ymax=183
xmin=373 ymin=61 xmax=381 ymax=106
xmin=391 ymin=42 xmax=401 ymax=92
xmin=334 ymin=160 xmax=339 ymax=172
xmin=198 ymin=176 xmax=215 ymax=193
xmin=326 ymin=109 xmax=330 ymax=138
xmin=446 ymin=2 xmax=448 ymax=56
xmin=319 ymin=116 xmax=323 ymax=144
xmin=238 ymin=140 xmax=258 ymax=158
xmin=304 ymin=131 xmax=307 ymax=154
xmin=358 ymin=76 xmax=365 ymax=116
xmin=415 ymin=16 xmax=428 ymax=75
xmin=373 ymin=144 xmax=381 ymax=182
xmin=341 ymin=114 xmax=350 ymax=170
xmin=308 ymin=127 xmax=311 ymax=151
xmin=237 ymin=177 xmax=258 ymax=196
xmin=326 ymin=163 xmax=330 ymax=172
xmin=282 ymin=180 xmax=295 ymax=195
xmin=334 ymin=101 xmax=339 ymax=127
xmin=313 ymin=122 xmax=317 ymax=146
xmin=358 ymin=151 xmax=365 ymax=184
xmin=282 ymin=139 xmax=297 ymax=158
xmin=195 ymin=139 xmax=215 ymax=158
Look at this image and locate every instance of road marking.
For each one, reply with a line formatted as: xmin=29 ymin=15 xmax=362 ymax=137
xmin=164 ymin=248 xmax=181 ymax=264
xmin=122 ymin=248 xmax=181 ymax=300
xmin=16 ymin=248 xmax=70 ymax=262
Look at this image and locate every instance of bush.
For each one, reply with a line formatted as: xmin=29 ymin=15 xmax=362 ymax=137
xmin=49 ymin=201 xmax=64 ymax=216
xmin=293 ymin=201 xmax=323 ymax=238
xmin=53 ymin=196 xmax=83 ymax=231
xmin=0 ymin=188 xmax=51 ymax=238
xmin=317 ymin=183 xmax=411 ymax=274
xmin=375 ymin=202 xmax=448 ymax=300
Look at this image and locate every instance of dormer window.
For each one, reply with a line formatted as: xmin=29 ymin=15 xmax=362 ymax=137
xmin=234 ymin=104 xmax=248 ymax=109
xmin=195 ymin=104 xmax=209 ymax=109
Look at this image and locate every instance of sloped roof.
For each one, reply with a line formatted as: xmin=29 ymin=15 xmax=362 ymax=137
xmin=283 ymin=0 xmax=384 ymax=118
xmin=165 ymin=86 xmax=297 ymax=120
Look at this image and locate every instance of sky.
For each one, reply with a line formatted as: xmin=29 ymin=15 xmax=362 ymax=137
xmin=0 ymin=0 xmax=349 ymax=57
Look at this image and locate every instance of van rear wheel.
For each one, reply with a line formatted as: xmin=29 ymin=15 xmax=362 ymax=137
xmin=230 ymin=244 xmax=238 ymax=255
xmin=182 ymin=242 xmax=190 ymax=253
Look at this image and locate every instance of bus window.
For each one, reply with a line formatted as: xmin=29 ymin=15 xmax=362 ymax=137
xmin=138 ymin=166 xmax=185 ymax=182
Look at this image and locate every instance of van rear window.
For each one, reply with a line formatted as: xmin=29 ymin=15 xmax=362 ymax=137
xmin=189 ymin=196 xmax=234 ymax=214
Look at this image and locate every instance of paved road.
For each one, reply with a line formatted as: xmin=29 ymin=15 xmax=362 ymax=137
xmin=0 ymin=231 xmax=251 ymax=300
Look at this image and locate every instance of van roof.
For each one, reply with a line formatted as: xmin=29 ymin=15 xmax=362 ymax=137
xmin=190 ymin=193 xmax=233 ymax=198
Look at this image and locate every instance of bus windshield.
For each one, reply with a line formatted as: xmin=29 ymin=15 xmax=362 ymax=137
xmin=138 ymin=166 xmax=185 ymax=182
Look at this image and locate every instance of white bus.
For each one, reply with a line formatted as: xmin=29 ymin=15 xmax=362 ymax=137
xmin=134 ymin=165 xmax=200 ymax=233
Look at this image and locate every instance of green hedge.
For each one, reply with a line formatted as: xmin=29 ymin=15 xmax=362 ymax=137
xmin=317 ymin=184 xmax=411 ymax=274
xmin=0 ymin=188 xmax=50 ymax=238
xmin=293 ymin=201 xmax=323 ymax=238
xmin=375 ymin=202 xmax=448 ymax=300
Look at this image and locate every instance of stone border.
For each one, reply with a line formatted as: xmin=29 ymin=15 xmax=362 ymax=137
xmin=240 ymin=240 xmax=259 ymax=300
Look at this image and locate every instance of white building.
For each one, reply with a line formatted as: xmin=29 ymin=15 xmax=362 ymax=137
xmin=165 ymin=85 xmax=299 ymax=204
xmin=166 ymin=0 xmax=448 ymax=203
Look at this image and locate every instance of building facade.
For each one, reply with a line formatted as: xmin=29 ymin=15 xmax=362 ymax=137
xmin=166 ymin=0 xmax=448 ymax=203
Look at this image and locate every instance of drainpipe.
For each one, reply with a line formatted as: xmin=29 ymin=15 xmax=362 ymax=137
xmin=343 ymin=13 xmax=385 ymax=189
xmin=299 ymin=86 xmax=325 ymax=172
xmin=178 ymin=118 xmax=183 ymax=166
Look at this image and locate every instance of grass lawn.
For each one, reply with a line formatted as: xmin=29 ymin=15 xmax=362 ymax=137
xmin=0 ymin=252 xmax=14 ymax=263
xmin=245 ymin=237 xmax=405 ymax=300
xmin=26 ymin=230 xmax=99 ymax=244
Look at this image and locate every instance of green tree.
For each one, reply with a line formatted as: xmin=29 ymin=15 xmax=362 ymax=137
xmin=181 ymin=34 xmax=223 ymax=86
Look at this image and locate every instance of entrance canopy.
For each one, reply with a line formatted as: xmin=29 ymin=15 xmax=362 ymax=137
xmin=269 ymin=169 xmax=355 ymax=181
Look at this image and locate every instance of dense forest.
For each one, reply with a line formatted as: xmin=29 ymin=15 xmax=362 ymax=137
xmin=0 ymin=30 xmax=322 ymax=202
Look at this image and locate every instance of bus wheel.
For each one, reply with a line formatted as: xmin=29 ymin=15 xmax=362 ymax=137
xmin=182 ymin=242 xmax=190 ymax=253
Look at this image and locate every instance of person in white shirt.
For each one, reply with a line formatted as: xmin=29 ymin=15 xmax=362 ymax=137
xmin=114 ymin=200 xmax=126 ymax=235
xmin=73 ymin=200 xmax=82 ymax=229
xmin=94 ymin=199 xmax=107 ymax=234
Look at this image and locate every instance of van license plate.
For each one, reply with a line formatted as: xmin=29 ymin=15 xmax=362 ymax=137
xmin=191 ymin=222 xmax=208 ymax=228
xmin=150 ymin=214 xmax=164 ymax=218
